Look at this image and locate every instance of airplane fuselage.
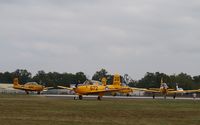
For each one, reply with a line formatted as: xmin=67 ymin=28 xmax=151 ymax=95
xmin=74 ymin=84 xmax=121 ymax=95
xmin=13 ymin=84 xmax=44 ymax=93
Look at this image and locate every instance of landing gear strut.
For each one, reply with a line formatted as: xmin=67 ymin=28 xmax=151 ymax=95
xmin=153 ymin=93 xmax=155 ymax=99
xmin=164 ymin=94 xmax=167 ymax=99
xmin=73 ymin=95 xmax=83 ymax=100
xmin=25 ymin=91 xmax=29 ymax=94
xmin=173 ymin=94 xmax=176 ymax=99
xmin=97 ymin=96 xmax=102 ymax=101
xmin=79 ymin=95 xmax=83 ymax=100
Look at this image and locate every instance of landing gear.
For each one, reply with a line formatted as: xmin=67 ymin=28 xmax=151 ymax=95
xmin=73 ymin=95 xmax=83 ymax=100
xmin=37 ymin=91 xmax=41 ymax=94
xmin=153 ymin=93 xmax=155 ymax=99
xmin=173 ymin=94 xmax=176 ymax=99
xmin=112 ymin=93 xmax=117 ymax=96
xmin=164 ymin=94 xmax=167 ymax=99
xmin=79 ymin=95 xmax=83 ymax=100
xmin=97 ymin=96 xmax=102 ymax=101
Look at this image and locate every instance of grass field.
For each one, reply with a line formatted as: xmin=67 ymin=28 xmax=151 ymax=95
xmin=0 ymin=95 xmax=200 ymax=125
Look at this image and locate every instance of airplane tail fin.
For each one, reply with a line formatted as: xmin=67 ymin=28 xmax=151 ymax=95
xmin=113 ymin=74 xmax=121 ymax=86
xmin=176 ymin=83 xmax=179 ymax=90
xmin=175 ymin=83 xmax=183 ymax=91
xmin=101 ymin=77 xmax=107 ymax=86
xmin=160 ymin=78 xmax=163 ymax=84
xmin=13 ymin=78 xmax=20 ymax=86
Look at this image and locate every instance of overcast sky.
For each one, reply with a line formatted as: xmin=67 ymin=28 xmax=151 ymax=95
xmin=0 ymin=0 xmax=200 ymax=79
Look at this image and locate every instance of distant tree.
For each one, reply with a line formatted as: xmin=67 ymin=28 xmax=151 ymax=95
xmin=193 ymin=75 xmax=200 ymax=83
xmin=192 ymin=75 xmax=200 ymax=89
xmin=137 ymin=72 xmax=169 ymax=88
xmin=0 ymin=71 xmax=14 ymax=83
xmin=75 ymin=72 xmax=87 ymax=83
xmin=1 ymin=69 xmax=200 ymax=90
xmin=33 ymin=70 xmax=48 ymax=85
xmin=127 ymin=80 xmax=138 ymax=87
xmin=92 ymin=69 xmax=108 ymax=81
xmin=170 ymin=73 xmax=192 ymax=89
xmin=13 ymin=69 xmax=32 ymax=84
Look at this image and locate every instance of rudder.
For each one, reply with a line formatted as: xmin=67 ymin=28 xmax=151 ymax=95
xmin=113 ymin=74 xmax=121 ymax=86
xmin=13 ymin=78 xmax=20 ymax=86
xmin=101 ymin=77 xmax=107 ymax=86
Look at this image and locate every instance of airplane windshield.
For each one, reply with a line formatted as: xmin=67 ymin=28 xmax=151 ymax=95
xmin=83 ymin=80 xmax=102 ymax=85
xmin=160 ymin=83 xmax=168 ymax=88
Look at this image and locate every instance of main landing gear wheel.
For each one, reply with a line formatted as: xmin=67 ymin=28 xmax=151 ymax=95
xmin=79 ymin=95 xmax=83 ymax=100
xmin=153 ymin=94 xmax=155 ymax=99
xmin=173 ymin=94 xmax=176 ymax=99
xmin=97 ymin=96 xmax=101 ymax=101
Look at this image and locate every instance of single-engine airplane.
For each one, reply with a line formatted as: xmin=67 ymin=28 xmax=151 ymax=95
xmin=13 ymin=78 xmax=52 ymax=94
xmin=144 ymin=78 xmax=200 ymax=99
xmin=108 ymin=74 xmax=146 ymax=96
xmin=58 ymin=74 xmax=127 ymax=100
xmin=58 ymin=73 xmax=146 ymax=100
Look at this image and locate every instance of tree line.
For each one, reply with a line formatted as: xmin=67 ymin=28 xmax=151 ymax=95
xmin=0 ymin=69 xmax=200 ymax=90
xmin=0 ymin=69 xmax=86 ymax=87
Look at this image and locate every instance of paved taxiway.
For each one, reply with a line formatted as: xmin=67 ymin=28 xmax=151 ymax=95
xmin=36 ymin=94 xmax=200 ymax=100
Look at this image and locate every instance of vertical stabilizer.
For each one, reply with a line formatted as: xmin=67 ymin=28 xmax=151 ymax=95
xmin=101 ymin=77 xmax=107 ymax=86
xmin=13 ymin=78 xmax=19 ymax=86
xmin=160 ymin=78 xmax=163 ymax=84
xmin=113 ymin=74 xmax=121 ymax=86
xmin=176 ymin=83 xmax=179 ymax=90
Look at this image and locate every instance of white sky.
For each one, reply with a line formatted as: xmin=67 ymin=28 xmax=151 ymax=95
xmin=0 ymin=0 xmax=200 ymax=79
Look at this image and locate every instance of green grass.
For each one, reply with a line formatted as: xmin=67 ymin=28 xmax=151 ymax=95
xmin=0 ymin=94 xmax=200 ymax=125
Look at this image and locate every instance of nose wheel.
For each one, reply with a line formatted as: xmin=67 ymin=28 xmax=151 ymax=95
xmin=74 ymin=95 xmax=83 ymax=100
xmin=153 ymin=93 xmax=155 ymax=99
xmin=79 ymin=95 xmax=83 ymax=100
xmin=25 ymin=91 xmax=29 ymax=94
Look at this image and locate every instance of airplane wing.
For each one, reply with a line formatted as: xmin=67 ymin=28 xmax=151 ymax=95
xmin=130 ymin=87 xmax=147 ymax=91
xmin=143 ymin=89 xmax=161 ymax=93
xmin=57 ymin=86 xmax=74 ymax=90
xmin=167 ymin=89 xmax=200 ymax=94
xmin=183 ymin=89 xmax=200 ymax=93
xmin=43 ymin=87 xmax=55 ymax=91
xmin=85 ymin=88 xmax=125 ymax=94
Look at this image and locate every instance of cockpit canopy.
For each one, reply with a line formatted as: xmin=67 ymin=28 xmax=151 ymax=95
xmin=160 ymin=83 xmax=168 ymax=89
xmin=83 ymin=80 xmax=102 ymax=86
xmin=25 ymin=82 xmax=39 ymax=86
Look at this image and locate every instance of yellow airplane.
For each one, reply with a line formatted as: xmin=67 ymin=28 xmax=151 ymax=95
xmin=58 ymin=74 xmax=127 ymax=100
xmin=106 ymin=74 xmax=145 ymax=96
xmin=144 ymin=78 xmax=200 ymax=99
xmin=13 ymin=78 xmax=51 ymax=94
